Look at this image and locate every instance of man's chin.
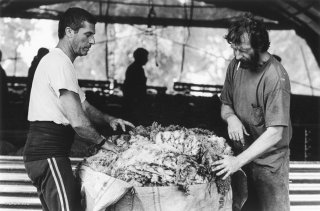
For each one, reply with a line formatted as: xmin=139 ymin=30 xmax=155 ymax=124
xmin=79 ymin=51 xmax=88 ymax=56
xmin=240 ymin=61 xmax=259 ymax=70
xmin=81 ymin=48 xmax=90 ymax=56
xmin=240 ymin=61 xmax=251 ymax=69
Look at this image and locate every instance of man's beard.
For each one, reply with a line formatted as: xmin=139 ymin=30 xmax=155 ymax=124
xmin=239 ymin=51 xmax=260 ymax=70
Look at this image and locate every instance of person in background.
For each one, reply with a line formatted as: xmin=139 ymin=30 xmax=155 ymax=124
xmin=26 ymin=47 xmax=49 ymax=104
xmin=25 ymin=47 xmax=49 ymax=112
xmin=23 ymin=7 xmax=134 ymax=211
xmin=213 ymin=13 xmax=291 ymax=211
xmin=0 ymin=49 xmax=9 ymax=128
xmin=123 ymin=48 xmax=149 ymax=124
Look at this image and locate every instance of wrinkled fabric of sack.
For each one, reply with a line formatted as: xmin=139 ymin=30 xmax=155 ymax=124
xmin=106 ymin=183 xmax=232 ymax=211
xmin=79 ymin=166 xmax=133 ymax=211
xmin=231 ymin=169 xmax=248 ymax=211
xmin=79 ymin=166 xmax=248 ymax=211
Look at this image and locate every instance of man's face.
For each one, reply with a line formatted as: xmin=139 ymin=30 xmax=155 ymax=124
xmin=231 ymin=33 xmax=259 ymax=69
xmin=71 ymin=21 xmax=95 ymax=56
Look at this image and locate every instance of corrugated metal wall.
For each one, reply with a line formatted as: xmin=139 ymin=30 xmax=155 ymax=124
xmin=0 ymin=156 xmax=320 ymax=211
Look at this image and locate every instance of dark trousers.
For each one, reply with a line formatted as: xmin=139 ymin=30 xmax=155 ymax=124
xmin=24 ymin=157 xmax=83 ymax=211
xmin=241 ymin=157 xmax=290 ymax=211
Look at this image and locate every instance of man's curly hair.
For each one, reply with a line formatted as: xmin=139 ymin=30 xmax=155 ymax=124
xmin=225 ymin=13 xmax=270 ymax=52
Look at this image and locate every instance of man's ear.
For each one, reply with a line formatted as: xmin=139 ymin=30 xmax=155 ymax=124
xmin=65 ymin=27 xmax=74 ymax=38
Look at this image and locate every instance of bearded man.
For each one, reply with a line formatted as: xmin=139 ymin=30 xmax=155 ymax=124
xmin=213 ymin=14 xmax=292 ymax=211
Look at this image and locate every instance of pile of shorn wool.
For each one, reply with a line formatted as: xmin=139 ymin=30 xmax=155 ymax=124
xmin=81 ymin=122 xmax=232 ymax=195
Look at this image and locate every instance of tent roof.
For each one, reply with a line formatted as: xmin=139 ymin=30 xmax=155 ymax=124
xmin=1 ymin=0 xmax=319 ymax=65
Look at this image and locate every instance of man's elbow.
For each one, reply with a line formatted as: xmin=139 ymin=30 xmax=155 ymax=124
xmin=66 ymin=115 xmax=87 ymax=130
xmin=69 ymin=120 xmax=83 ymax=130
xmin=268 ymin=126 xmax=284 ymax=143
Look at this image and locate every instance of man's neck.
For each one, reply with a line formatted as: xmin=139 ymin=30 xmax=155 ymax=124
xmin=56 ymin=40 xmax=76 ymax=63
xmin=133 ymin=61 xmax=144 ymax=66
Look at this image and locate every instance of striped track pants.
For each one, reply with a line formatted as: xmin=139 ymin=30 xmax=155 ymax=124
xmin=24 ymin=157 xmax=83 ymax=211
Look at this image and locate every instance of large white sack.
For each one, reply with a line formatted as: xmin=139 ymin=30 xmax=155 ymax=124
xmin=106 ymin=183 xmax=232 ymax=211
xmin=79 ymin=165 xmax=133 ymax=211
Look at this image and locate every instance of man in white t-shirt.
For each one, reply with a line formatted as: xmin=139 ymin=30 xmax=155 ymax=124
xmin=23 ymin=7 xmax=134 ymax=211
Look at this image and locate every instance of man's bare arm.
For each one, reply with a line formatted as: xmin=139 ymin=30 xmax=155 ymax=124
xmin=213 ymin=126 xmax=284 ymax=180
xmin=82 ymin=100 xmax=115 ymax=125
xmin=82 ymin=100 xmax=134 ymax=131
xmin=221 ymin=103 xmax=236 ymax=122
xmin=237 ymin=126 xmax=283 ymax=166
xmin=59 ymin=89 xmax=101 ymax=144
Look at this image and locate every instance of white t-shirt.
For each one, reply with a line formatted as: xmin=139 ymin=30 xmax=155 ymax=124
xmin=28 ymin=48 xmax=86 ymax=125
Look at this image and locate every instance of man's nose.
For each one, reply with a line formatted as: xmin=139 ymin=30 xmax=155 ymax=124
xmin=89 ymin=36 xmax=95 ymax=45
xmin=234 ymin=49 xmax=242 ymax=60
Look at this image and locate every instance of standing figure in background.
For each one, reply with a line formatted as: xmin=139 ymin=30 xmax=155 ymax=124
xmin=26 ymin=47 xmax=49 ymax=108
xmin=23 ymin=7 xmax=134 ymax=211
xmin=213 ymin=13 xmax=291 ymax=211
xmin=0 ymin=50 xmax=9 ymax=127
xmin=123 ymin=48 xmax=149 ymax=124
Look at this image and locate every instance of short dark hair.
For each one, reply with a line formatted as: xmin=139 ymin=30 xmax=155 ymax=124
xmin=37 ymin=48 xmax=49 ymax=58
xmin=58 ymin=7 xmax=97 ymax=39
xmin=133 ymin=48 xmax=149 ymax=60
xmin=225 ymin=13 xmax=270 ymax=52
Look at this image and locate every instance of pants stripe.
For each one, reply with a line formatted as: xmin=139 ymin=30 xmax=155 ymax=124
xmin=52 ymin=158 xmax=70 ymax=211
xmin=47 ymin=158 xmax=66 ymax=211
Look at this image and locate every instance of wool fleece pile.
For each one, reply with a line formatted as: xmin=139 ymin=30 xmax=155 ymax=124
xmin=80 ymin=122 xmax=232 ymax=195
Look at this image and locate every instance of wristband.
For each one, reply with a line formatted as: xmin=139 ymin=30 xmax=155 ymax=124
xmin=88 ymin=135 xmax=107 ymax=155
xmin=96 ymin=135 xmax=107 ymax=148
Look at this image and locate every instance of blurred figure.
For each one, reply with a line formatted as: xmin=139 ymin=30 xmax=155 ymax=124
xmin=26 ymin=47 xmax=49 ymax=104
xmin=123 ymin=48 xmax=149 ymax=124
xmin=0 ymin=49 xmax=9 ymax=127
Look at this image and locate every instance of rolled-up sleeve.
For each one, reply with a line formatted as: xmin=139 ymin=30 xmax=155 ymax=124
xmin=47 ymin=62 xmax=85 ymax=102
xmin=264 ymin=65 xmax=291 ymax=127
xmin=265 ymin=88 xmax=290 ymax=127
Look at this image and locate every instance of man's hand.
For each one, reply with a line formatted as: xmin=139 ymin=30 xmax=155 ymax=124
xmin=227 ymin=115 xmax=249 ymax=145
xmin=101 ymin=141 xmax=120 ymax=153
xmin=212 ymin=155 xmax=241 ymax=180
xmin=109 ymin=118 xmax=135 ymax=131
